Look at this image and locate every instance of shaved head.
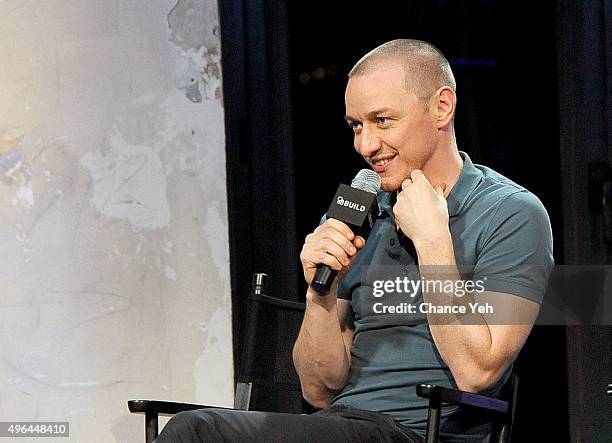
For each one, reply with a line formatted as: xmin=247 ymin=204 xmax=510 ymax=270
xmin=349 ymin=39 xmax=456 ymax=104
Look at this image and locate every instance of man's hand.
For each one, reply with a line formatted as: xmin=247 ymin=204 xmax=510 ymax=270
xmin=300 ymin=218 xmax=365 ymax=288
xmin=295 ymin=219 xmax=360 ymax=406
xmin=393 ymin=169 xmax=449 ymax=248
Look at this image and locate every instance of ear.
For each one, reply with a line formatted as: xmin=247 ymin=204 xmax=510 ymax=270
xmin=432 ymin=86 xmax=456 ymax=129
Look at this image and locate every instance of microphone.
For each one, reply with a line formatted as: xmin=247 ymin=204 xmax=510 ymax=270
xmin=310 ymin=169 xmax=381 ymax=293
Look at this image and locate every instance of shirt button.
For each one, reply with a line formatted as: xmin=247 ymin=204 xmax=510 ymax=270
xmin=390 ymin=239 xmax=396 ymax=246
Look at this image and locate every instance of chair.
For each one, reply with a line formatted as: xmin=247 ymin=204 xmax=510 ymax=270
xmin=416 ymin=368 xmax=519 ymax=443
xmin=128 ymin=273 xmax=307 ymax=443
xmin=129 ymin=273 xmax=519 ymax=443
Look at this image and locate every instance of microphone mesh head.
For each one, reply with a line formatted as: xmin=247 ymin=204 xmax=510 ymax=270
xmin=351 ymin=169 xmax=381 ymax=194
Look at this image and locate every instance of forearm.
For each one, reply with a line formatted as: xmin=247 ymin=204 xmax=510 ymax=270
xmin=293 ymin=287 xmax=351 ymax=406
xmin=394 ymin=171 xmax=535 ymax=391
xmin=416 ymin=233 xmax=501 ymax=392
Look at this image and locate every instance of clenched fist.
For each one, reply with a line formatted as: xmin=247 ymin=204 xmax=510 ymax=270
xmin=393 ymin=169 xmax=450 ymax=248
xmin=300 ymin=218 xmax=365 ymax=289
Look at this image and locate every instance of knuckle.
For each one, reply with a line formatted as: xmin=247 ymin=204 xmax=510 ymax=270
xmin=328 ymin=218 xmax=347 ymax=232
xmin=299 ymin=247 xmax=309 ymax=261
xmin=324 ymin=238 xmax=337 ymax=250
xmin=325 ymin=219 xmax=338 ymax=229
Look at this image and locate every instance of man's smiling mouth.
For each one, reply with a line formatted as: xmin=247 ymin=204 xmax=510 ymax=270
xmin=371 ymin=155 xmax=396 ymax=172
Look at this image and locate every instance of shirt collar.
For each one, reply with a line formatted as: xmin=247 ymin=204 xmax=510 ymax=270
xmin=377 ymin=190 xmax=395 ymax=217
xmin=447 ymin=151 xmax=483 ymax=217
xmin=377 ymin=151 xmax=482 ymax=219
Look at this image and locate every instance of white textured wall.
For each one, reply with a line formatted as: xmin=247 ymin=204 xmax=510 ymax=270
xmin=0 ymin=0 xmax=233 ymax=441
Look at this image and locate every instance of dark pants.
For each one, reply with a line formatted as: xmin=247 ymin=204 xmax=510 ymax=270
xmin=155 ymin=405 xmax=425 ymax=443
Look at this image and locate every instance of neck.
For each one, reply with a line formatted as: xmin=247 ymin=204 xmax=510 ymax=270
xmin=421 ymin=133 xmax=462 ymax=197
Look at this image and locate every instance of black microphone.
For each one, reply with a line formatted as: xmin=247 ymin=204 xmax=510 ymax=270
xmin=310 ymin=169 xmax=381 ymax=293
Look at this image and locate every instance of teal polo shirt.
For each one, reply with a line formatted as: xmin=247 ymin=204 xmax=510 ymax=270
xmin=330 ymin=152 xmax=554 ymax=441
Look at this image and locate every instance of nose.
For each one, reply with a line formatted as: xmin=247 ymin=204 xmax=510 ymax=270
xmin=355 ymin=124 xmax=382 ymax=158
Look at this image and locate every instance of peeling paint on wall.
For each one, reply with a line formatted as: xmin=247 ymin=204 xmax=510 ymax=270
xmin=15 ymin=185 xmax=34 ymax=210
xmin=0 ymin=128 xmax=26 ymax=184
xmin=0 ymin=1 xmax=232 ymax=441
xmin=0 ymin=128 xmax=35 ymax=212
xmin=168 ymin=0 xmax=222 ymax=102
xmin=167 ymin=0 xmax=219 ymax=51
xmin=204 ymin=202 xmax=230 ymax=280
xmin=81 ymin=130 xmax=171 ymax=231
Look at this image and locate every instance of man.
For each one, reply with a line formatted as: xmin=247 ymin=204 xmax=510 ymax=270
xmin=156 ymin=39 xmax=553 ymax=442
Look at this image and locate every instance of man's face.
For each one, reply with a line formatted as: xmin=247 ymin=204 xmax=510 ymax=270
xmin=345 ymin=63 xmax=438 ymax=192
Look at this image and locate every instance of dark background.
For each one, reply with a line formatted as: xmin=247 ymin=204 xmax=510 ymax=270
xmin=219 ymin=0 xmax=612 ymax=441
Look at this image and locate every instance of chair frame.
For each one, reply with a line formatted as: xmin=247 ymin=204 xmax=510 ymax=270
xmin=128 ymin=382 xmax=253 ymax=443
xmin=416 ymin=370 xmax=519 ymax=443
xmin=128 ymin=274 xmax=306 ymax=443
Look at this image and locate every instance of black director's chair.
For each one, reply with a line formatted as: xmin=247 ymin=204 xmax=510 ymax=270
xmin=128 ymin=273 xmax=308 ymax=443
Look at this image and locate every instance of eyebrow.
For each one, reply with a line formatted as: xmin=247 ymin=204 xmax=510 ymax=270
xmin=344 ymin=108 xmax=395 ymax=122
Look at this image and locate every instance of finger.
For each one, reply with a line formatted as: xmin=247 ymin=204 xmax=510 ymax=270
xmin=401 ymin=178 xmax=412 ymax=192
xmin=434 ymin=183 xmax=446 ymax=196
xmin=311 ymin=225 xmax=357 ymax=255
xmin=318 ymin=238 xmax=351 ymax=266
xmin=392 ymin=203 xmax=404 ymax=225
xmin=410 ymin=169 xmax=425 ymax=181
xmin=315 ymin=251 xmax=344 ymax=271
xmin=320 ymin=218 xmax=355 ymax=240
xmin=353 ymin=236 xmax=366 ymax=250
xmin=324 ymin=228 xmax=358 ymax=256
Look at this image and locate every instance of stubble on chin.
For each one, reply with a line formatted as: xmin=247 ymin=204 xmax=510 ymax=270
xmin=380 ymin=177 xmax=402 ymax=193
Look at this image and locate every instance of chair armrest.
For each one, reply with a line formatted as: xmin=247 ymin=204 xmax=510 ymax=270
xmin=127 ymin=400 xmax=228 ymax=416
xmin=416 ymin=384 xmax=508 ymax=414
xmin=253 ymin=293 xmax=305 ymax=311
xmin=128 ymin=400 xmax=230 ymax=443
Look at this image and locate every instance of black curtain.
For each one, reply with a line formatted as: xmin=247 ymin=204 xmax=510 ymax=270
xmin=218 ymin=0 xmax=300 ymax=394
xmin=219 ymin=0 xmax=612 ymax=439
xmin=557 ymin=0 xmax=612 ymax=440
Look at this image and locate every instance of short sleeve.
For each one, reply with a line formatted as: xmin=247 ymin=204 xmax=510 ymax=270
xmin=473 ymin=191 xmax=554 ymax=304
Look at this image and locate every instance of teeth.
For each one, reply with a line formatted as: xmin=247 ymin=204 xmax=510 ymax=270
xmin=373 ymin=159 xmax=390 ymax=166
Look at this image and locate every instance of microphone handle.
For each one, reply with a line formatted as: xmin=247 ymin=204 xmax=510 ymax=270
xmin=310 ymin=265 xmax=338 ymax=294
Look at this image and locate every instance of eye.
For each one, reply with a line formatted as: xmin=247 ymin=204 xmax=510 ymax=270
xmin=347 ymin=120 xmax=362 ymax=132
xmin=376 ymin=117 xmax=390 ymax=126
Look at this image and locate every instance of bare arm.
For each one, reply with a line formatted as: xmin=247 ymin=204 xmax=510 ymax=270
xmin=292 ymin=219 xmax=363 ymax=408
xmin=417 ymin=239 xmax=539 ymax=392
xmin=395 ymin=169 xmax=540 ymax=392
xmin=293 ymin=292 xmax=353 ymax=408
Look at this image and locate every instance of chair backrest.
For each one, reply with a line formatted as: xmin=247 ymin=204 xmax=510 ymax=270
xmin=237 ymin=273 xmax=309 ymax=413
xmin=493 ymin=367 xmax=519 ymax=443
